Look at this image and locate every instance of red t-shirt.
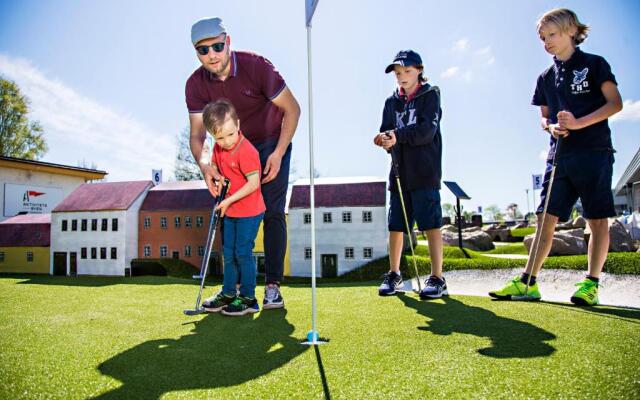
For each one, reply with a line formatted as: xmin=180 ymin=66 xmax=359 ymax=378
xmin=186 ymin=50 xmax=286 ymax=144
xmin=212 ymin=132 xmax=266 ymax=218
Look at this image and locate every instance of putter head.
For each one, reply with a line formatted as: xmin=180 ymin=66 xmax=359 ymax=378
xmin=183 ymin=308 xmax=206 ymax=316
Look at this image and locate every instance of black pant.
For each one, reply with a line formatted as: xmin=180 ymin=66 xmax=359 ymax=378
xmin=254 ymin=139 xmax=291 ymax=284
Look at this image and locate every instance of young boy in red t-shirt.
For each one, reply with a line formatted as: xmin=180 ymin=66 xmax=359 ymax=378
xmin=201 ymin=99 xmax=266 ymax=316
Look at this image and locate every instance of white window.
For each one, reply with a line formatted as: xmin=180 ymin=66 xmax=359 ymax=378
xmin=185 ymin=216 xmax=192 ymax=228
xmin=196 ymin=216 xmax=204 ymax=228
xmin=174 ymin=216 xmax=181 ymax=228
xmin=344 ymin=247 xmax=354 ymax=259
xmin=160 ymin=217 xmax=167 ymax=229
xmin=26 ymin=251 xmax=34 ymax=262
xmin=323 ymin=212 xmax=332 ymax=223
xmin=342 ymin=211 xmax=352 ymax=223
xmin=303 ymin=213 xmax=311 ymax=224
xmin=143 ymin=246 xmax=151 ymax=257
xmin=198 ymin=246 xmax=205 ymax=256
xmin=304 ymin=247 xmax=312 ymax=260
xmin=160 ymin=246 xmax=168 ymax=257
xmin=363 ymin=247 xmax=373 ymax=259
xmin=363 ymin=211 xmax=372 ymax=223
xmin=185 ymin=245 xmax=192 ymax=257
xmin=144 ymin=217 xmax=151 ymax=228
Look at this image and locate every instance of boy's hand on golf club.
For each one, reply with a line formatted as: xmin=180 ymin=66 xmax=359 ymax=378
xmin=557 ymin=110 xmax=580 ymax=130
xmin=373 ymin=134 xmax=384 ymax=147
xmin=381 ymin=131 xmax=396 ymax=150
xmin=215 ymin=198 xmax=231 ymax=217
xmin=549 ymin=123 xmax=569 ymax=139
xmin=201 ymin=165 xmax=222 ymax=197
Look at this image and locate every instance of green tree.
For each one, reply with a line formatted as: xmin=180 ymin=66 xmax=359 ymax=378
xmin=174 ymin=127 xmax=202 ymax=181
xmin=0 ymin=77 xmax=47 ymax=159
xmin=484 ymin=204 xmax=505 ymax=222
xmin=441 ymin=203 xmax=455 ymax=219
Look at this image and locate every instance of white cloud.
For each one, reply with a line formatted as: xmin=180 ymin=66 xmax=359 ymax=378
xmin=539 ymin=150 xmax=548 ymax=161
xmin=452 ymin=38 xmax=469 ymax=52
xmin=610 ymin=99 xmax=640 ymax=122
xmin=441 ymin=66 xmax=460 ymax=78
xmin=0 ymin=53 xmax=175 ymax=182
xmin=463 ymin=70 xmax=473 ymax=82
xmin=487 ymin=56 xmax=496 ymax=65
xmin=475 ymin=46 xmax=491 ymax=56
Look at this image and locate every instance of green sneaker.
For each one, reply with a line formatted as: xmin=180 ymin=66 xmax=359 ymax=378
xmin=488 ymin=276 xmax=541 ymax=301
xmin=221 ymin=296 xmax=260 ymax=316
xmin=202 ymin=291 xmax=236 ymax=312
xmin=570 ymin=278 xmax=599 ymax=306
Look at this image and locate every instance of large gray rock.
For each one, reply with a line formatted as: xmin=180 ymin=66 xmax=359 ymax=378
xmin=608 ymin=220 xmax=636 ymax=252
xmin=572 ymin=216 xmax=587 ymax=229
xmin=483 ymin=226 xmax=512 ymax=242
xmin=524 ymin=228 xmax=587 ymax=256
xmin=442 ymin=225 xmax=495 ymax=251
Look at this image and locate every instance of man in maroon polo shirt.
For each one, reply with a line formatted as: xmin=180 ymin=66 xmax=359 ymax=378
xmin=186 ymin=17 xmax=300 ymax=310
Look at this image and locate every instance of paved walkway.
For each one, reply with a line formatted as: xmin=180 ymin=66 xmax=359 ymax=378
xmin=403 ymin=268 xmax=640 ymax=308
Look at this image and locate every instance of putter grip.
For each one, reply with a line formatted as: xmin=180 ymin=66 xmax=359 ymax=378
xmin=215 ymin=178 xmax=231 ymax=214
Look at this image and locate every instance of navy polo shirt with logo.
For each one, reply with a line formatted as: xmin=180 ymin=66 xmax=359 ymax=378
xmin=185 ymin=51 xmax=287 ymax=144
xmin=532 ymin=47 xmax=617 ymax=159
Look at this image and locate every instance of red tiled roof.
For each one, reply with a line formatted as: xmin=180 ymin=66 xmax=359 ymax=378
xmin=53 ymin=181 xmax=153 ymax=212
xmin=1 ymin=214 xmax=51 ymax=224
xmin=289 ymin=182 xmax=386 ymax=208
xmin=0 ymin=221 xmax=50 ymax=246
xmin=141 ymin=188 xmax=216 ymax=211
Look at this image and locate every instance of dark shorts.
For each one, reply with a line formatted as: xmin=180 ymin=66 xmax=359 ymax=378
xmin=537 ymin=151 xmax=615 ymax=221
xmin=388 ymin=188 xmax=442 ymax=233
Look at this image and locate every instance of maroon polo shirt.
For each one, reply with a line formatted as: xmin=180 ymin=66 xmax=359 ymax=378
xmin=185 ymin=50 xmax=286 ymax=144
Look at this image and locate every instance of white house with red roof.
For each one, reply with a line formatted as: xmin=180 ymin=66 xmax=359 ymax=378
xmin=288 ymin=177 xmax=388 ymax=277
xmin=50 ymin=181 xmax=153 ymax=276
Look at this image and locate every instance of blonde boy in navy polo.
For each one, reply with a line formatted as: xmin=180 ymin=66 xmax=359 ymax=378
xmin=489 ymin=8 xmax=623 ymax=306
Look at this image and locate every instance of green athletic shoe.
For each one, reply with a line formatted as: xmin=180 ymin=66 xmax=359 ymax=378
xmin=488 ymin=276 xmax=541 ymax=301
xmin=202 ymin=291 xmax=236 ymax=312
xmin=570 ymin=278 xmax=599 ymax=306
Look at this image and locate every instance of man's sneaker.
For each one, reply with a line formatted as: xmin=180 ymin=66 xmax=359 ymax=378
xmin=263 ymin=284 xmax=284 ymax=310
xmin=488 ymin=277 xmax=542 ymax=301
xmin=202 ymin=291 xmax=236 ymax=312
xmin=221 ymin=296 xmax=260 ymax=316
xmin=378 ymin=271 xmax=404 ymax=296
xmin=419 ymin=275 xmax=448 ymax=299
xmin=570 ymin=278 xmax=599 ymax=306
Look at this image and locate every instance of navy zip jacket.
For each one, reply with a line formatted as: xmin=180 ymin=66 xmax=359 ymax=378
xmin=380 ymin=83 xmax=442 ymax=192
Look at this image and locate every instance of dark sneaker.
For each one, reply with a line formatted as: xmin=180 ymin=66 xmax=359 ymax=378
xmin=221 ymin=296 xmax=260 ymax=316
xmin=378 ymin=271 xmax=404 ymax=296
xmin=263 ymin=284 xmax=284 ymax=310
xmin=419 ymin=275 xmax=448 ymax=299
xmin=202 ymin=291 xmax=236 ymax=312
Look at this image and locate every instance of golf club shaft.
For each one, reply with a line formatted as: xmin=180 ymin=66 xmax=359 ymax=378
xmin=386 ymin=136 xmax=422 ymax=292
xmin=524 ymin=137 xmax=563 ymax=294
xmin=192 ymin=179 xmax=230 ymax=310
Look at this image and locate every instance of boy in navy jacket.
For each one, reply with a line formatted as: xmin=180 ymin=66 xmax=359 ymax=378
xmin=489 ymin=8 xmax=623 ymax=305
xmin=374 ymin=50 xmax=447 ymax=300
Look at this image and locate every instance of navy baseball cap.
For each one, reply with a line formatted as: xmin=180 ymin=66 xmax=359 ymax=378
xmin=191 ymin=17 xmax=227 ymax=46
xmin=385 ymin=50 xmax=423 ymax=73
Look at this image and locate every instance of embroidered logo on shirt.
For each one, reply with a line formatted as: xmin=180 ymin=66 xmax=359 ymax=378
xmin=570 ymin=68 xmax=590 ymax=94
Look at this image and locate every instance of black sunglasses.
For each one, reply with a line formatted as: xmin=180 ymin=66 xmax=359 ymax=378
xmin=196 ymin=40 xmax=226 ymax=56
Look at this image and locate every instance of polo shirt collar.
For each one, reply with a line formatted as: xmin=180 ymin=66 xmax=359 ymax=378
xmin=207 ymin=51 xmax=238 ymax=81
xmin=227 ymin=131 xmax=245 ymax=154
xmin=553 ymin=47 xmax=583 ymax=69
xmin=398 ymin=82 xmax=422 ymax=102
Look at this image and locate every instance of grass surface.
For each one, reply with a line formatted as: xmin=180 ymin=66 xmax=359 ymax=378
xmin=1 ymin=275 xmax=639 ymax=399
xmin=484 ymin=243 xmax=529 ymax=255
xmin=511 ymin=227 xmax=536 ymax=237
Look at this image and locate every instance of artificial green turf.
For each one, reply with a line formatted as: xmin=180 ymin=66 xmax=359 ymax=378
xmin=1 ymin=275 xmax=639 ymax=399
xmin=511 ymin=227 xmax=536 ymax=237
xmin=484 ymin=243 xmax=529 ymax=255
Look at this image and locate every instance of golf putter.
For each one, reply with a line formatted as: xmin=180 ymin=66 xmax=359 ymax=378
xmin=514 ymin=136 xmax=563 ymax=301
xmin=385 ymin=131 xmax=422 ymax=293
xmin=184 ymin=178 xmax=230 ymax=315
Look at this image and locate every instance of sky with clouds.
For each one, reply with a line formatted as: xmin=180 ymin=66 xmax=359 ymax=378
xmin=0 ymin=0 xmax=638 ymax=215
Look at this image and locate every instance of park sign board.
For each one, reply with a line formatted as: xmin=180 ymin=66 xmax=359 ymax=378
xmin=4 ymin=183 xmax=64 ymax=217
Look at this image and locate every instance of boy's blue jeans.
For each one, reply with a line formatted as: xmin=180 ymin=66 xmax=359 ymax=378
xmin=222 ymin=212 xmax=264 ymax=298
